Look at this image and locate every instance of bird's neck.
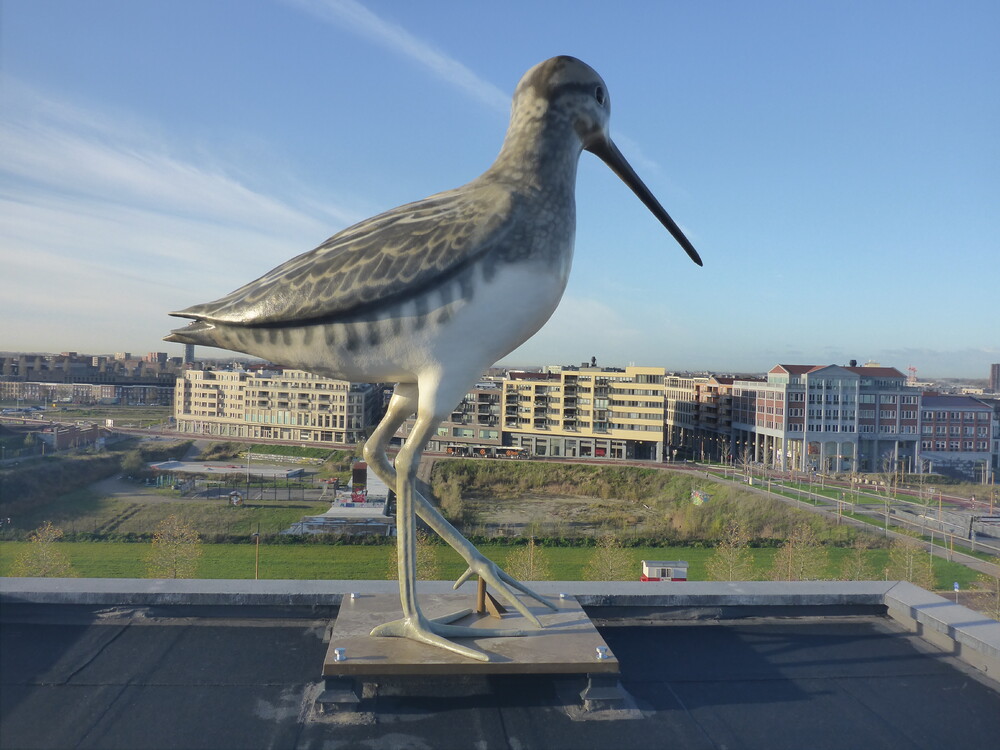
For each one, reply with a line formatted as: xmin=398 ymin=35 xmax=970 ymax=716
xmin=488 ymin=108 xmax=582 ymax=195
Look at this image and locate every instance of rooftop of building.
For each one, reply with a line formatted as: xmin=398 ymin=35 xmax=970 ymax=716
xmin=771 ymin=363 xmax=907 ymax=379
xmin=3 ymin=579 xmax=999 ymax=749
xmin=920 ymin=393 xmax=993 ymax=409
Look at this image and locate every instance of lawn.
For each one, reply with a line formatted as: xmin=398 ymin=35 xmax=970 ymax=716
xmin=0 ymin=541 xmax=978 ymax=590
xmin=7 ymin=404 xmax=174 ymax=428
xmin=11 ymin=488 xmax=330 ymax=538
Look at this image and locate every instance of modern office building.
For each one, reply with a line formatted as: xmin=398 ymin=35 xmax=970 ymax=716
xmin=173 ymin=369 xmax=380 ymax=445
xmin=991 ymin=363 xmax=1000 ymax=394
xmin=729 ymin=364 xmax=921 ymax=473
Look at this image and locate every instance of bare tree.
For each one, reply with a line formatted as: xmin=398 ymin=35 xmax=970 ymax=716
xmin=838 ymin=537 xmax=877 ymax=581
xmin=583 ymin=535 xmax=634 ymax=581
xmin=505 ymin=537 xmax=552 ymax=582
xmin=967 ymin=574 xmax=1000 ymax=622
xmin=719 ymin=440 xmax=733 ymax=467
xmin=706 ymin=519 xmax=755 ymax=581
xmin=884 ymin=532 xmax=935 ymax=590
xmin=738 ymin=443 xmax=754 ymax=482
xmin=769 ymin=523 xmax=829 ymax=581
xmin=877 ymin=454 xmax=900 ymax=500
xmin=146 ymin=514 xmax=202 ymax=579
xmin=386 ymin=529 xmax=441 ymax=580
xmin=11 ymin=521 xmax=77 ymax=578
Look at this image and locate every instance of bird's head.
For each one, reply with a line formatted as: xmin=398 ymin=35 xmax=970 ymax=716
xmin=511 ymin=56 xmax=703 ymax=267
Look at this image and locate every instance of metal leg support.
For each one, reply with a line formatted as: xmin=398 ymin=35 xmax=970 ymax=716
xmin=315 ymin=676 xmax=361 ymax=714
xmin=579 ymin=673 xmax=627 ymax=711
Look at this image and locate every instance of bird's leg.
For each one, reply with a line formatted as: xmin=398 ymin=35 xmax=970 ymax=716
xmin=369 ymin=382 xmax=540 ymax=660
xmin=364 ymin=385 xmax=554 ymax=628
xmin=414 ymin=492 xmax=557 ymax=623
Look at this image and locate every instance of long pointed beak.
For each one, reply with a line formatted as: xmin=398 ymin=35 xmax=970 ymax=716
xmin=586 ymin=137 xmax=703 ymax=266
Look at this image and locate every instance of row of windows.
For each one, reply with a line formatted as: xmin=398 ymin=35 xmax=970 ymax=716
xmin=921 ymin=410 xmax=990 ymax=420
xmin=921 ymin=440 xmax=991 ymax=451
xmin=808 ymin=409 xmax=858 ymax=420
xmin=922 ymin=425 xmax=990 ymax=434
xmin=438 ymin=427 xmax=499 ymax=439
xmin=804 ymin=424 xmax=858 ymax=433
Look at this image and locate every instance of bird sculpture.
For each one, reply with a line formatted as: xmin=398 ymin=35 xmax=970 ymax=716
xmin=166 ymin=56 xmax=702 ymax=661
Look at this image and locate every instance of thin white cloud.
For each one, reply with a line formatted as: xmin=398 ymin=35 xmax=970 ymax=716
xmin=286 ymin=0 xmax=510 ymax=113
xmin=287 ymin=1 xmax=670 ymax=177
xmin=0 ymin=86 xmax=331 ymax=235
xmin=0 ymin=81 xmax=361 ymax=352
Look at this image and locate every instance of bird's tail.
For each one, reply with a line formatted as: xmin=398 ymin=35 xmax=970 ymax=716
xmin=163 ymin=319 xmax=222 ymax=347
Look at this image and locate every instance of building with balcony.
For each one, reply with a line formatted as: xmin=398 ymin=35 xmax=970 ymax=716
xmin=394 ymin=365 xmax=671 ymax=460
xmin=688 ymin=375 xmax=737 ymax=462
xmin=504 ymin=366 xmax=672 ymax=460
xmin=0 ymin=380 xmax=174 ymax=406
xmin=394 ymin=381 xmax=505 ymax=455
xmin=173 ymin=369 xmax=380 ymax=445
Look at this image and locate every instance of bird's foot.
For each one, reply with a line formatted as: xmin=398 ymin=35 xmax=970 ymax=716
xmin=370 ymin=612 xmax=531 ymax=662
xmin=453 ymin=555 xmax=558 ymax=627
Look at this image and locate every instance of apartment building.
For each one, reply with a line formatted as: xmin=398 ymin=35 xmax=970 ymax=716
xmin=168 ymin=362 xmax=997 ymax=479
xmin=394 ymin=381 xmax=506 ymax=455
xmin=174 ymin=369 xmax=380 ymax=445
xmin=729 ymin=364 xmax=921 ymax=473
xmin=919 ymin=395 xmax=997 ymax=481
xmin=0 ymin=380 xmax=173 ymax=406
xmin=689 ymin=375 xmax=737 ymax=462
xmin=512 ymin=365 xmax=675 ymax=460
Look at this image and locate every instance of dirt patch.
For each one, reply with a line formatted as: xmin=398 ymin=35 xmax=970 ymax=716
xmin=89 ymin=476 xmax=187 ymax=503
xmin=465 ymin=492 xmax=652 ymax=535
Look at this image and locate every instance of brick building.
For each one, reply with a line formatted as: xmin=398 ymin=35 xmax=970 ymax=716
xmin=919 ymin=394 xmax=997 ymax=481
xmin=729 ymin=364 xmax=921 ymax=473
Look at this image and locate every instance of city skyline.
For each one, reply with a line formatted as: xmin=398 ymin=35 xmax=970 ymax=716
xmin=2 ymin=347 xmax=996 ymax=388
xmin=2 ymin=1 xmax=997 ymax=377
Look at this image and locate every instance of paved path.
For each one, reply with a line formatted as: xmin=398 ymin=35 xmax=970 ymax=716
xmin=701 ymin=471 xmax=1000 ymax=579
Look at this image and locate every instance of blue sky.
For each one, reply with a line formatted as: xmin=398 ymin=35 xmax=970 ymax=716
xmin=1 ymin=0 xmax=997 ymax=378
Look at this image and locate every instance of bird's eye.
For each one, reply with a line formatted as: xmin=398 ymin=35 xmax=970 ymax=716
xmin=594 ymin=86 xmax=605 ymax=105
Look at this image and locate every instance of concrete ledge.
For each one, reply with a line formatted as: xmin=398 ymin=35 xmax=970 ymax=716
xmin=3 ymin=578 xmax=997 ymax=680
xmin=884 ymin=580 xmax=1000 ymax=678
xmin=0 ymin=577 xmax=389 ymax=607
xmin=0 ymin=578 xmax=894 ymax=607
xmin=530 ymin=580 xmax=895 ymax=607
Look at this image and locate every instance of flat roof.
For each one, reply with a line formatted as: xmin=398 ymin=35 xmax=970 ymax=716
xmin=2 ymin=580 xmax=999 ymax=749
xmin=149 ymin=459 xmax=304 ymax=479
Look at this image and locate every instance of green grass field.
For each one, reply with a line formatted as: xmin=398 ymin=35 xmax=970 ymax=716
xmin=11 ymin=488 xmax=331 ymax=538
xmin=0 ymin=541 xmax=977 ymax=589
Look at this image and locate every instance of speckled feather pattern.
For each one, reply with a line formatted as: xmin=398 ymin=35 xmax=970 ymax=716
xmin=168 ymin=57 xmax=591 ymax=340
xmin=163 ymin=54 xmax=696 ymax=380
xmin=173 ymin=184 xmax=526 ymax=327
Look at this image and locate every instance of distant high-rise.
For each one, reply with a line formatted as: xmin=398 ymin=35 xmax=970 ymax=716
xmin=990 ymin=363 xmax=1000 ymax=393
xmin=183 ymin=344 xmax=195 ymax=364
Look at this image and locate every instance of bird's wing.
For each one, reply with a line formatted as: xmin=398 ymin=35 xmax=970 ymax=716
xmin=170 ymin=183 xmax=515 ymax=325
